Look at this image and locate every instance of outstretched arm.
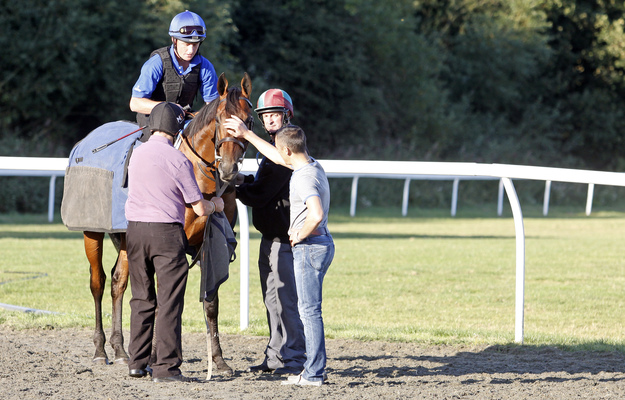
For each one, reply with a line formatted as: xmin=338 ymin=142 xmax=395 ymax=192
xmin=224 ymin=116 xmax=290 ymax=168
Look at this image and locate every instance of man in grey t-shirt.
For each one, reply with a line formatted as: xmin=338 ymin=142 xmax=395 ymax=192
xmin=289 ymin=162 xmax=331 ymax=239
xmin=224 ymin=119 xmax=334 ymax=386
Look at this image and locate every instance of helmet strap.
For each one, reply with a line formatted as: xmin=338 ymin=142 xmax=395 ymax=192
xmin=172 ymin=38 xmax=182 ymax=61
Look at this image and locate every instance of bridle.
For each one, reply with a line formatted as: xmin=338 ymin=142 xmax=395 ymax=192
xmin=182 ymin=94 xmax=253 ymax=196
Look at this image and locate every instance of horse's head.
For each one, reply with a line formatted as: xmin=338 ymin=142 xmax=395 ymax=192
xmin=214 ymin=73 xmax=253 ymax=182
xmin=181 ymin=73 xmax=253 ymax=189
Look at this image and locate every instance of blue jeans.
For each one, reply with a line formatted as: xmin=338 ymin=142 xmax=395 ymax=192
xmin=292 ymin=234 xmax=335 ymax=382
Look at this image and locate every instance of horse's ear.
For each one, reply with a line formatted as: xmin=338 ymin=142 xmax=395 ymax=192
xmin=241 ymin=72 xmax=252 ymax=100
xmin=217 ymin=73 xmax=228 ymax=96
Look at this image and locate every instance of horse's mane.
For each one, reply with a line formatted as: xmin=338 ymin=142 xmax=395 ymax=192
xmin=183 ymin=87 xmax=244 ymax=139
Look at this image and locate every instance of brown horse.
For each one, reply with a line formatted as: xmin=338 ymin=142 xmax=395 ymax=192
xmin=83 ymin=73 xmax=252 ymax=375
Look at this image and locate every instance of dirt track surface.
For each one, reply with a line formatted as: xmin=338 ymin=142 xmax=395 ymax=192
xmin=1 ymin=326 xmax=625 ymax=399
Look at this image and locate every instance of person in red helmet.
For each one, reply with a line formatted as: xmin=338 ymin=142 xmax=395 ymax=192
xmin=130 ymin=10 xmax=219 ymax=140
xmin=234 ymin=89 xmax=306 ymax=376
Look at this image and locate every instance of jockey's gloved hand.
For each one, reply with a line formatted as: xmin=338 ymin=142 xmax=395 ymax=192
xmin=182 ymin=105 xmax=197 ymax=120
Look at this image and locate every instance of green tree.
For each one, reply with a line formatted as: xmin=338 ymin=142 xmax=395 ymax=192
xmin=231 ymin=0 xmax=461 ymax=160
xmin=230 ymin=0 xmax=380 ymax=156
xmin=413 ymin=0 xmax=565 ymax=164
xmin=539 ymin=0 xmax=625 ymax=170
xmin=344 ymin=0 xmax=460 ymax=161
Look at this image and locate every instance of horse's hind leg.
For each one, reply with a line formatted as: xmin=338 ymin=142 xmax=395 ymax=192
xmin=109 ymin=233 xmax=130 ymax=364
xmin=204 ymin=291 xmax=233 ymax=374
xmin=84 ymin=231 xmax=108 ymax=364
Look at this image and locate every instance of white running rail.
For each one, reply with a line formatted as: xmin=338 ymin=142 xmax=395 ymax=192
xmin=0 ymin=157 xmax=67 ymax=222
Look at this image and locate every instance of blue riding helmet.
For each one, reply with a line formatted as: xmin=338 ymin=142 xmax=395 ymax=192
xmin=169 ymin=10 xmax=206 ymax=43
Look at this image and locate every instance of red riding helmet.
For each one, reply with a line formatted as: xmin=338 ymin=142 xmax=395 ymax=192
xmin=255 ymin=89 xmax=294 ymax=120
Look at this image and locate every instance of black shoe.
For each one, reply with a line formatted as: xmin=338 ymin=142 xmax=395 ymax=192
xmin=273 ymin=366 xmax=302 ymax=375
xmin=152 ymin=374 xmax=194 ymax=383
xmin=247 ymin=363 xmax=274 ymax=373
xmin=129 ymin=366 xmax=151 ymax=378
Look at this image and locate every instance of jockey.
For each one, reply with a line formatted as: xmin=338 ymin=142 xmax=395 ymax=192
xmin=130 ymin=10 xmax=219 ymax=141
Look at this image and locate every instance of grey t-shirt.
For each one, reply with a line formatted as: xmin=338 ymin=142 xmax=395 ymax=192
xmin=288 ymin=159 xmax=330 ymax=234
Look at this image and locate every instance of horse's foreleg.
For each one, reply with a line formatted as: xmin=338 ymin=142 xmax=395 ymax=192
xmin=84 ymin=231 xmax=108 ymax=364
xmin=109 ymin=233 xmax=129 ymax=364
xmin=204 ymin=291 xmax=233 ymax=374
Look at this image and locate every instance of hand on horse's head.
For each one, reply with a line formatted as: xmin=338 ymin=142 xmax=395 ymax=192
xmin=223 ymin=115 xmax=248 ymax=138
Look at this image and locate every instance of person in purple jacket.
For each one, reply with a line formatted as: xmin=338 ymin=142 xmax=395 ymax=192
xmin=125 ymin=102 xmax=224 ymax=383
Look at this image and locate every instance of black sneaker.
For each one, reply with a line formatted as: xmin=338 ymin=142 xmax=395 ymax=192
xmin=247 ymin=363 xmax=274 ymax=373
xmin=129 ymin=366 xmax=152 ymax=378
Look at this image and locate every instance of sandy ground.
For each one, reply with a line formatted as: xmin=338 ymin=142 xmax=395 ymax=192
xmin=1 ymin=326 xmax=625 ymax=399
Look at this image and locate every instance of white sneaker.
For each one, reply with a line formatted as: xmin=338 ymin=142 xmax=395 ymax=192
xmin=281 ymin=373 xmax=323 ymax=386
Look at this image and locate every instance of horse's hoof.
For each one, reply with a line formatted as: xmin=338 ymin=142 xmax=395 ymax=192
xmin=113 ymin=357 xmax=129 ymax=365
xmin=214 ymin=363 xmax=233 ymax=375
xmin=92 ymin=357 xmax=109 ymax=365
xmin=217 ymin=368 xmax=234 ymax=376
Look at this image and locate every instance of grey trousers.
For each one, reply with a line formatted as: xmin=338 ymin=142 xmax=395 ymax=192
xmin=258 ymin=237 xmax=306 ymax=370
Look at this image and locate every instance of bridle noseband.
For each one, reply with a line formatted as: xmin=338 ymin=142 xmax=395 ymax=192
xmin=182 ymin=94 xmax=253 ymax=196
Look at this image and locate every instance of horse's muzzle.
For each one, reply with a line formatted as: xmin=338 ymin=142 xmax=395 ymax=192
xmin=218 ymin=161 xmax=239 ymax=183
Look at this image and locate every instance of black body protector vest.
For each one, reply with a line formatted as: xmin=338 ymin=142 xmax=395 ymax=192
xmin=136 ymin=46 xmax=202 ymax=138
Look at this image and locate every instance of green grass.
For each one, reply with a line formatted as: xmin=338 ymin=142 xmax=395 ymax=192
xmin=1 ymin=206 xmax=625 ymax=352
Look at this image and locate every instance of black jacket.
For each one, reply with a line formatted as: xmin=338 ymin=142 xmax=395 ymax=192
xmin=236 ymin=157 xmax=291 ymax=242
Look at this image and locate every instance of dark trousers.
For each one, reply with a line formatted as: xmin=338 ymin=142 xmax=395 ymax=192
xmin=127 ymin=221 xmax=189 ymax=378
